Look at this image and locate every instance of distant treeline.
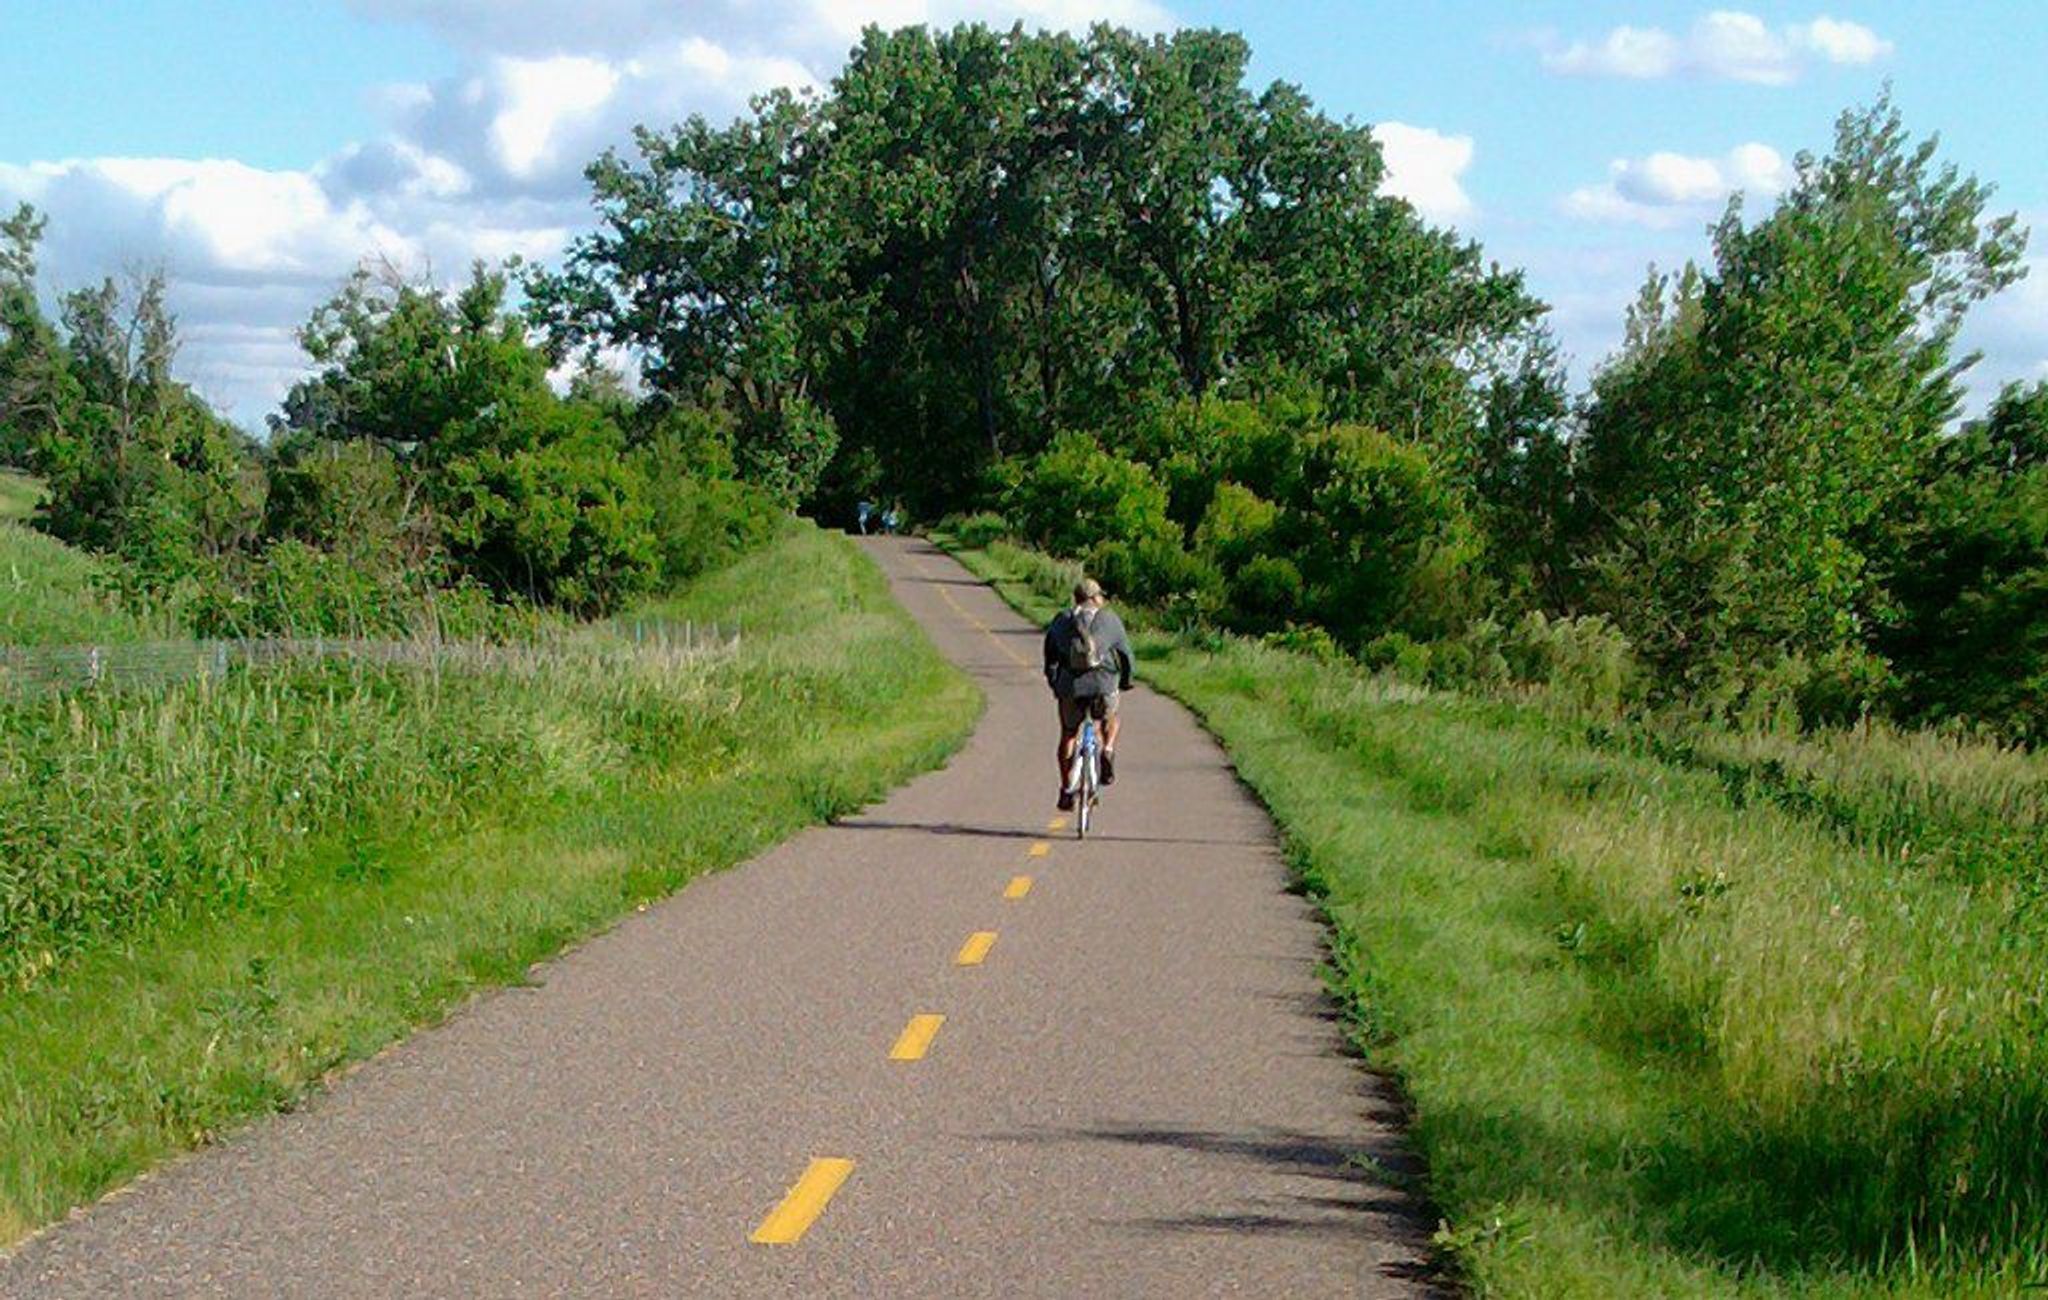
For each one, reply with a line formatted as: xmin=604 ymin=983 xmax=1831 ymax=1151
xmin=0 ymin=215 xmax=780 ymax=637
xmin=3 ymin=24 xmax=2041 ymax=738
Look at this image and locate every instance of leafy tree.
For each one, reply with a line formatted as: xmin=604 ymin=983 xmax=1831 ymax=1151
xmin=1572 ymin=96 xmax=2028 ymax=694
xmin=284 ymin=262 xmax=673 ymax=612
xmin=30 ymin=269 xmax=258 ymax=585
xmin=0 ymin=203 xmax=68 ymax=469
xmin=1286 ymin=423 xmax=1477 ymax=646
xmin=1883 ymin=383 xmax=2048 ymax=738
xmin=523 ymin=89 xmax=843 ymax=502
xmin=528 ymin=23 xmax=1541 ymax=519
xmin=435 ymin=394 xmax=660 ymax=613
xmin=283 ymin=262 xmax=550 ymax=454
xmin=1003 ymin=431 xmax=1176 ymax=557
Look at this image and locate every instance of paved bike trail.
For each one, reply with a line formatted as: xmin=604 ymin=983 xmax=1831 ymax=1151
xmin=1 ymin=536 xmax=1437 ymax=1298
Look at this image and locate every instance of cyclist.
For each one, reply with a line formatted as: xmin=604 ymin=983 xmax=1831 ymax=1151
xmin=1043 ymin=577 xmax=1133 ymax=811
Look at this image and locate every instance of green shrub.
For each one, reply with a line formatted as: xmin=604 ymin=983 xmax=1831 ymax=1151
xmin=1086 ymin=535 xmax=1223 ymax=616
xmin=436 ymin=400 xmax=660 ymax=615
xmin=1294 ymin=424 xmax=1474 ymax=647
xmin=180 ymin=542 xmax=528 ymax=641
xmin=1227 ymin=553 xmax=1306 ymax=630
xmin=946 ymin=511 xmax=1012 ymax=550
xmin=1261 ymin=622 xmax=1343 ymax=661
xmin=262 ymin=438 xmax=424 ymax=561
xmin=1004 ymin=432 xmax=1176 ymax=558
xmin=1796 ymin=644 xmax=1897 ymax=729
xmin=1193 ymin=482 xmax=1280 ymax=570
xmin=1445 ymin=616 xmax=1511 ymax=689
xmin=1363 ymin=630 xmax=1435 ymax=684
xmin=1128 ymin=397 xmax=1312 ymax=510
xmin=1504 ymin=609 xmax=1643 ymax=718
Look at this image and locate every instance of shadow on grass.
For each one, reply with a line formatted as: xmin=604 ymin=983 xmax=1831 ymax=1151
xmin=1425 ymin=1065 xmax=2048 ymax=1281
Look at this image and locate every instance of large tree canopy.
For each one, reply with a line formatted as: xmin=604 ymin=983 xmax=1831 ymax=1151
xmin=525 ymin=22 xmax=1543 ymax=517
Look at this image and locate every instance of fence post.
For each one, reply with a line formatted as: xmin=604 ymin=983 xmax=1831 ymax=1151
xmin=87 ymin=645 xmax=102 ymax=686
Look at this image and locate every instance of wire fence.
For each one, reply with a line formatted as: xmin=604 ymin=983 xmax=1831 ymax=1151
xmin=0 ymin=618 xmax=739 ymax=700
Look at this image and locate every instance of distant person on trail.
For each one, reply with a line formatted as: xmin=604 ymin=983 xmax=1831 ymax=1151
xmin=882 ymin=502 xmax=902 ymax=534
xmin=1043 ymin=577 xmax=1133 ymax=811
xmin=856 ymin=500 xmax=874 ymax=534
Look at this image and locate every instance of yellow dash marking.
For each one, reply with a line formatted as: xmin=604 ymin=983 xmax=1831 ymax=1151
xmin=933 ymin=583 xmax=1031 ymax=668
xmin=1048 ymin=816 xmax=1069 ymax=831
xmin=890 ymin=1013 xmax=945 ymax=1061
xmin=750 ymin=1157 xmax=855 ymax=1245
xmin=1004 ymin=875 xmax=1034 ymax=900
xmin=1029 ymin=841 xmax=1050 ymax=858
xmin=956 ymin=931 xmax=998 ymax=966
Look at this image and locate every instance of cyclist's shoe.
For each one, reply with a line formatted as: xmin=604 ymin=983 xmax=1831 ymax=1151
xmin=1100 ymin=750 xmax=1116 ymax=786
xmin=1057 ymin=788 xmax=1076 ymax=812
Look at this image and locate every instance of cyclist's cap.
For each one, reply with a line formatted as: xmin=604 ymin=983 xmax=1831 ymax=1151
xmin=1074 ymin=577 xmax=1105 ymax=603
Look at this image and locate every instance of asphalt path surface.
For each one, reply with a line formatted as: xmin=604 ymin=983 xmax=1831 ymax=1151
xmin=1 ymin=536 xmax=1438 ymax=1297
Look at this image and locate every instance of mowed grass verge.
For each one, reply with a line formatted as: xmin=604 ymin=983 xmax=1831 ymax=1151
xmin=0 ymin=472 xmax=39 ymax=524
xmin=0 ymin=526 xmax=978 ymax=1246
xmin=1 ymin=516 xmax=172 ymax=645
xmin=945 ymin=535 xmax=2048 ymax=1299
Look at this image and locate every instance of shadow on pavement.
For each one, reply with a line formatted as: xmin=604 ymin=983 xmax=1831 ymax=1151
xmin=979 ymin=1122 xmax=1448 ymax=1288
xmin=830 ymin=817 xmax=1266 ymax=848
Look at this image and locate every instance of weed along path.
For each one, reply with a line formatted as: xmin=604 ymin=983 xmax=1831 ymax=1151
xmin=1 ymin=537 xmax=1435 ymax=1297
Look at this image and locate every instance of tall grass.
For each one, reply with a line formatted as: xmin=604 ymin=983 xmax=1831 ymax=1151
xmin=952 ymin=535 xmax=2048 ymax=1297
xmin=1 ymin=640 xmax=740 ymax=986
xmin=0 ymin=525 xmax=978 ymax=1245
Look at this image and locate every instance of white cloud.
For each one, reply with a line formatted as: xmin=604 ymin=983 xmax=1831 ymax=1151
xmin=1543 ymin=25 xmax=1682 ymax=79
xmin=1374 ymin=122 xmax=1476 ymax=225
xmin=488 ymin=56 xmax=621 ymax=179
xmin=1792 ymin=16 xmax=1895 ymax=65
xmin=5 ymin=0 xmax=1189 ymax=423
xmin=350 ymin=0 xmax=1171 ymax=64
xmin=1564 ymin=143 xmax=1793 ymax=227
xmin=1542 ymin=11 xmax=1891 ymax=84
xmin=0 ymin=157 xmax=418 ymax=286
xmin=1960 ymin=250 xmax=2048 ymax=410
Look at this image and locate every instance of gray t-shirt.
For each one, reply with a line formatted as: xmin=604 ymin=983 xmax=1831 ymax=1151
xmin=1043 ymin=605 xmax=1133 ymax=699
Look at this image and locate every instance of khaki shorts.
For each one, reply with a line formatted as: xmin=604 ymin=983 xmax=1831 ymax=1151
xmin=1058 ymin=692 xmax=1118 ymax=733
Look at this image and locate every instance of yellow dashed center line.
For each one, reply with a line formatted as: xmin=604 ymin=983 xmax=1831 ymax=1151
xmin=1004 ymin=875 xmax=1034 ymax=900
xmin=889 ymin=1013 xmax=946 ymax=1061
xmin=751 ymin=1157 xmax=855 ymax=1245
xmin=1029 ymin=841 xmax=1050 ymax=858
xmin=929 ymin=574 xmax=1032 ymax=668
xmin=1048 ymin=816 xmax=1068 ymax=831
xmin=956 ymin=931 xmax=998 ymax=966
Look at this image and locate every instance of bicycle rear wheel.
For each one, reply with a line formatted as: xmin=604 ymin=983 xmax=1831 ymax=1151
xmin=1076 ymin=765 xmax=1092 ymax=838
xmin=1077 ymin=742 xmax=1098 ymax=839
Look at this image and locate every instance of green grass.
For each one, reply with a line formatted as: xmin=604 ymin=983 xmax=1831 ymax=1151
xmin=0 ymin=525 xmax=978 ymax=1246
xmin=0 ymin=519 xmax=171 ymax=645
xmin=0 ymin=472 xmax=39 ymax=524
xmin=947 ymin=535 xmax=2048 ymax=1298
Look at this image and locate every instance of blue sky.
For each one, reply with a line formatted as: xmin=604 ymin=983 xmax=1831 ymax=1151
xmin=2 ymin=1 xmax=2042 ymax=424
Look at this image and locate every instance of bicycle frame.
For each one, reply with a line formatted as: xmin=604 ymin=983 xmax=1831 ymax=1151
xmin=1070 ymin=718 xmax=1101 ymax=838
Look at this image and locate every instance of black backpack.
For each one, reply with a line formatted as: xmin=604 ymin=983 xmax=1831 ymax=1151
xmin=1064 ymin=608 xmax=1104 ymax=675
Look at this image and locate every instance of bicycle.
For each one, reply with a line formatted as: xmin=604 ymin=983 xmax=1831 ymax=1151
xmin=1068 ymin=716 xmax=1102 ymax=839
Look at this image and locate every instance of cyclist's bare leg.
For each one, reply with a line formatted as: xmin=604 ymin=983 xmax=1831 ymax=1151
xmin=1057 ymin=708 xmax=1082 ymax=788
